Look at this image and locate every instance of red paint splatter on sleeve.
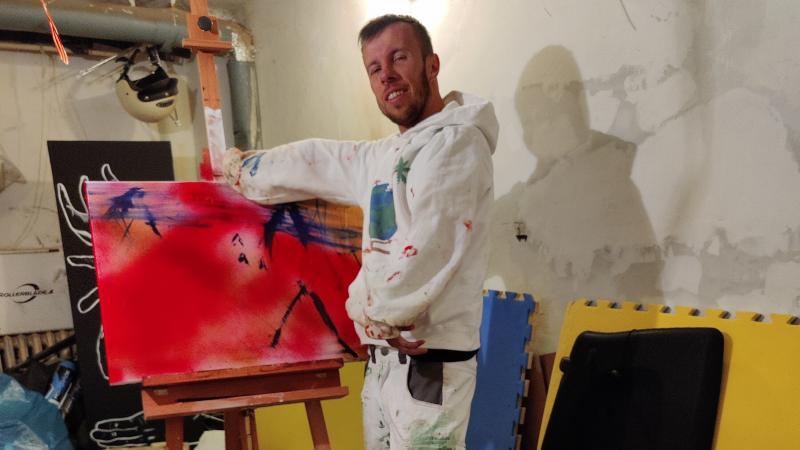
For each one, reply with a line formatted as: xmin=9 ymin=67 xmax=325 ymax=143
xmin=464 ymin=220 xmax=473 ymax=231
xmin=386 ymin=271 xmax=401 ymax=282
xmin=402 ymin=245 xmax=418 ymax=257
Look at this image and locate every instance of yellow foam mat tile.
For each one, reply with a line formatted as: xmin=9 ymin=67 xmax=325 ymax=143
xmin=539 ymin=300 xmax=800 ymax=450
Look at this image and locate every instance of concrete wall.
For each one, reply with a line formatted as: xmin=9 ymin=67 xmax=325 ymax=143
xmin=248 ymin=0 xmax=391 ymax=147
xmin=247 ymin=0 xmax=800 ymax=352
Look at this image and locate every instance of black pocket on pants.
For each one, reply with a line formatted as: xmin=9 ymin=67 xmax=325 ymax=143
xmin=407 ymin=359 xmax=443 ymax=405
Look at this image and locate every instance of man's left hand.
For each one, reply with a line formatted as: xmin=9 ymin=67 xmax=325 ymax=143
xmin=386 ymin=325 xmax=427 ymax=356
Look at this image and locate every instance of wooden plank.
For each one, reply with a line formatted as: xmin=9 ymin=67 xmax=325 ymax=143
xmin=30 ymin=333 xmax=43 ymax=355
xmin=519 ymin=357 xmax=547 ymax=450
xmin=188 ymin=0 xmax=209 ymax=15
xmin=182 ymin=0 xmax=231 ymax=176
xmin=16 ymin=335 xmax=28 ymax=362
xmin=147 ymin=372 xmax=341 ymax=405
xmin=182 ymin=38 xmax=232 ymax=54
xmin=143 ymin=385 xmax=348 ymax=420
xmin=1 ymin=335 xmax=14 ymax=369
xmin=193 ymin=52 xmax=223 ymax=109
xmin=540 ymin=353 xmax=556 ymax=389
xmin=143 ymin=359 xmax=343 ymax=387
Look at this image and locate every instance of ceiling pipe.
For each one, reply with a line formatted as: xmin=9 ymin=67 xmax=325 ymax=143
xmin=220 ymin=19 xmax=261 ymax=149
xmin=0 ymin=0 xmax=261 ymax=150
xmin=0 ymin=41 xmax=118 ymax=58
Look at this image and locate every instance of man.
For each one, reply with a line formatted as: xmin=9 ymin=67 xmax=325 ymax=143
xmin=223 ymin=14 xmax=498 ymax=449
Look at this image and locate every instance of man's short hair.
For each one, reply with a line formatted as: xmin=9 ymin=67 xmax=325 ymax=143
xmin=358 ymin=14 xmax=433 ymax=57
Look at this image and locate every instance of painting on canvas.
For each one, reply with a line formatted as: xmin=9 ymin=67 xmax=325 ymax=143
xmin=86 ymin=181 xmax=364 ymax=384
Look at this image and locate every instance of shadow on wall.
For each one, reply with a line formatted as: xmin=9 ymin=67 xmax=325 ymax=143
xmin=488 ymin=46 xmax=664 ymax=352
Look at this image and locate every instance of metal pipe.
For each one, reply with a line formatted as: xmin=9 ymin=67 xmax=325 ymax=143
xmin=0 ymin=41 xmax=118 ymax=58
xmin=0 ymin=0 xmax=187 ymax=51
xmin=227 ymin=60 xmax=262 ymax=150
xmin=0 ymin=0 xmax=261 ymax=149
xmin=221 ymin=18 xmax=260 ymax=150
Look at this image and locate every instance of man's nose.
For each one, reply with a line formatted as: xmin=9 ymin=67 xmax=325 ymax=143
xmin=380 ymin=64 xmax=397 ymax=84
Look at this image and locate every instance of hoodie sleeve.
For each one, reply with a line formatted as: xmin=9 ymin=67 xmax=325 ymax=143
xmin=363 ymin=125 xmax=494 ymax=330
xmin=234 ymin=138 xmax=373 ymax=206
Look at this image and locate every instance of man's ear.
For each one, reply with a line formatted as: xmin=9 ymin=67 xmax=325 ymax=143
xmin=427 ymin=53 xmax=440 ymax=80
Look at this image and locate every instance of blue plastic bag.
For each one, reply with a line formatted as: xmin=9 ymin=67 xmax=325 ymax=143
xmin=0 ymin=374 xmax=72 ymax=450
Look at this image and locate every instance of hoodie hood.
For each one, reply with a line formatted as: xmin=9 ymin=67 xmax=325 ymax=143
xmin=404 ymin=91 xmax=499 ymax=154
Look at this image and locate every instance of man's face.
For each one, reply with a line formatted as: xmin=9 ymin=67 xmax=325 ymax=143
xmin=362 ymin=23 xmax=434 ymax=131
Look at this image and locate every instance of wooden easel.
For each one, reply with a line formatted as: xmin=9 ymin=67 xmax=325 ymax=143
xmin=141 ymin=358 xmax=349 ymax=450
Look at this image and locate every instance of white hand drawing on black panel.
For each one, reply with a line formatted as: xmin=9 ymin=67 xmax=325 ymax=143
xmin=55 ymin=163 xmax=119 ymax=381
xmin=89 ymin=410 xmax=222 ymax=447
xmin=89 ymin=411 xmax=158 ymax=448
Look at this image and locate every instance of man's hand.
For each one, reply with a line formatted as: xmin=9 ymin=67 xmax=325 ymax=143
xmin=386 ymin=325 xmax=427 ymax=356
xmin=222 ymin=147 xmax=244 ymax=188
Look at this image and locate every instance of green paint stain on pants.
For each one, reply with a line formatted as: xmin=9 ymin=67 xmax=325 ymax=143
xmin=408 ymin=416 xmax=457 ymax=450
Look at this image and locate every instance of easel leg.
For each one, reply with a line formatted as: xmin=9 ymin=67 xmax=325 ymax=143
xmin=225 ymin=410 xmax=244 ymax=450
xmin=305 ymin=400 xmax=331 ymax=450
xmin=165 ymin=417 xmax=184 ymax=450
xmin=238 ymin=410 xmax=250 ymax=450
xmin=245 ymin=409 xmax=260 ymax=450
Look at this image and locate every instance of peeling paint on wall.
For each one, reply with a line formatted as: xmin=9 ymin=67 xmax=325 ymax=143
xmin=483 ymin=0 xmax=800 ymax=352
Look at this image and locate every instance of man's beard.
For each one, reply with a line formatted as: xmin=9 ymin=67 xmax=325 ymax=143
xmin=381 ymin=67 xmax=430 ymax=129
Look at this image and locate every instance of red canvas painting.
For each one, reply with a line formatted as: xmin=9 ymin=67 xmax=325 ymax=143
xmin=85 ymin=181 xmax=364 ymax=384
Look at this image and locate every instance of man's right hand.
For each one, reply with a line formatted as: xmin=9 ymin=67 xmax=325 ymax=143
xmin=222 ymin=147 xmax=244 ymax=188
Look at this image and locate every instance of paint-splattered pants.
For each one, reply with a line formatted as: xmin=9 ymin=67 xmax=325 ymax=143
xmin=362 ymin=345 xmax=477 ymax=450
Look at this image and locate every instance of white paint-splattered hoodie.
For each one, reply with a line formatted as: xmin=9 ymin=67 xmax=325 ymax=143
xmin=234 ymin=91 xmax=498 ymax=351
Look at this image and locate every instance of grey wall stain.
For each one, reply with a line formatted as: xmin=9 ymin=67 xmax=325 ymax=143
xmin=489 ymin=46 xmax=664 ymax=350
xmin=696 ymin=229 xmax=800 ymax=304
xmin=696 ymin=230 xmax=770 ymax=300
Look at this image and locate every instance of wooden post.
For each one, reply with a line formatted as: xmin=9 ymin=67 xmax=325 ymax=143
xmin=182 ymin=0 xmax=233 ymax=178
xmin=224 ymin=410 xmax=243 ymax=450
xmin=305 ymin=400 xmax=332 ymax=450
xmin=165 ymin=417 xmax=183 ymax=450
xmin=246 ymin=410 xmax=260 ymax=450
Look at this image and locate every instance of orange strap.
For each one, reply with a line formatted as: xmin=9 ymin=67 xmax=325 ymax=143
xmin=40 ymin=0 xmax=69 ymax=64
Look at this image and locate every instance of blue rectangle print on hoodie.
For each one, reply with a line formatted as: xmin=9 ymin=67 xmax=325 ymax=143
xmin=369 ymin=183 xmax=397 ymax=241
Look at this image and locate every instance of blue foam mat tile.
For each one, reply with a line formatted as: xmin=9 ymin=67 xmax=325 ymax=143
xmin=466 ymin=290 xmax=535 ymax=450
